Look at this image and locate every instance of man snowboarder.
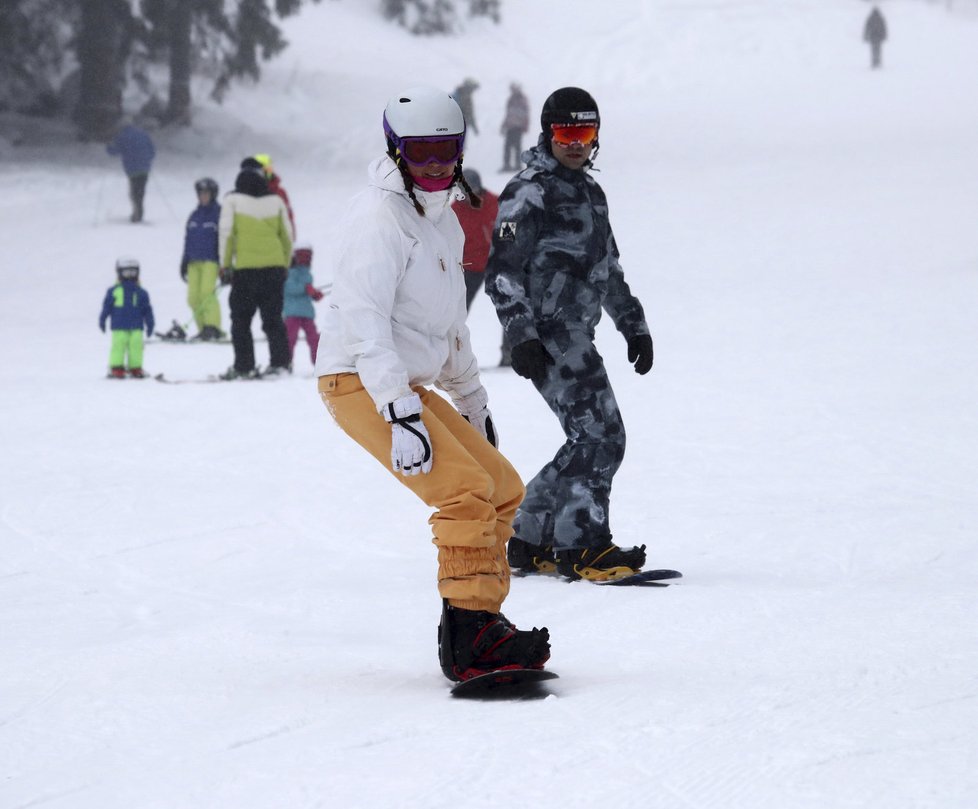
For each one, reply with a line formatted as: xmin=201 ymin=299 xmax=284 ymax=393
xmin=485 ymin=87 xmax=655 ymax=583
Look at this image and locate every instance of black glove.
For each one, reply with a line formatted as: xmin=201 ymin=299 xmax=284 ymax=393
xmin=99 ymin=322 xmax=106 ymax=333
xmin=180 ymin=261 xmax=188 ymax=282
xmin=219 ymin=267 xmax=232 ymax=286
xmin=510 ymin=339 xmax=554 ymax=384
xmin=627 ymin=334 xmax=654 ymax=375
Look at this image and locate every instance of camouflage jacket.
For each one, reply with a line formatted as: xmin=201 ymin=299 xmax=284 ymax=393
xmin=484 ymin=140 xmax=649 ymax=350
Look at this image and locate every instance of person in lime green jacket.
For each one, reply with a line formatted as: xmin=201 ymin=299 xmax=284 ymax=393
xmin=217 ymin=162 xmax=294 ymax=379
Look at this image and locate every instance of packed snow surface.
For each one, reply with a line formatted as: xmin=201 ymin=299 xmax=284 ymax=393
xmin=1 ymin=1 xmax=976 ymax=807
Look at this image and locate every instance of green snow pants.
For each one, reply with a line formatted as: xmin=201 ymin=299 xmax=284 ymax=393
xmin=109 ymin=329 xmax=144 ymax=370
xmin=186 ymin=260 xmax=221 ymax=330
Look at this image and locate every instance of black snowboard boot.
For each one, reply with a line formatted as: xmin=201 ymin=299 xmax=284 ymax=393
xmin=438 ymin=601 xmax=551 ymax=682
xmin=160 ymin=320 xmax=187 ymax=342
xmin=556 ymin=543 xmax=647 ymax=582
xmin=507 ymin=536 xmax=556 ymax=575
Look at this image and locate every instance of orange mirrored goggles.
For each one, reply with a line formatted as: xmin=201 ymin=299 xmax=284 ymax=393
xmin=550 ymin=123 xmax=599 ymax=146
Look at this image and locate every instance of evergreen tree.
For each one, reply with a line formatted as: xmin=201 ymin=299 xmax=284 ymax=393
xmin=0 ymin=0 xmax=74 ymax=116
xmin=76 ymin=0 xmax=134 ymax=140
xmin=138 ymin=0 xmax=314 ymax=124
xmin=382 ymin=0 xmax=502 ymax=34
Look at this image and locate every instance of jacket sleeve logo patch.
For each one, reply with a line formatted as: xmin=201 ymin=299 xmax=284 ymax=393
xmin=498 ymin=222 xmax=517 ymax=241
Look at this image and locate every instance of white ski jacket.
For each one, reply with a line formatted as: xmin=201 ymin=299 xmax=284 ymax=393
xmin=315 ymin=156 xmax=485 ymax=413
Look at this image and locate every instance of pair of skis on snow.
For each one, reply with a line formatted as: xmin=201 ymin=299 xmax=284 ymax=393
xmin=152 ymin=368 xmax=286 ymax=384
xmin=451 ymin=568 xmax=682 ymax=698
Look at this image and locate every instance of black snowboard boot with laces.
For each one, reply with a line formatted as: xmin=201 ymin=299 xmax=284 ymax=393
xmin=507 ymin=536 xmax=557 ymax=575
xmin=556 ymin=542 xmax=647 ymax=582
xmin=438 ymin=601 xmax=551 ymax=682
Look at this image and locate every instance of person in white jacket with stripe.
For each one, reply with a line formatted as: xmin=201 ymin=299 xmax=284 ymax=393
xmin=316 ymin=86 xmax=551 ymax=684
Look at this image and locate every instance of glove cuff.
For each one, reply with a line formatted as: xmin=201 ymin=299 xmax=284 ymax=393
xmin=452 ymin=385 xmax=489 ymax=418
xmin=382 ymin=392 xmax=423 ymax=423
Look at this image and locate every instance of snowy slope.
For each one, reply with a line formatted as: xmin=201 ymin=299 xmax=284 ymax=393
xmin=2 ymin=1 xmax=977 ymax=807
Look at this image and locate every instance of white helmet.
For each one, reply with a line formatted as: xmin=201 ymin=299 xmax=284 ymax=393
xmin=115 ymin=256 xmax=140 ymax=281
xmin=383 ymin=86 xmax=465 ymax=141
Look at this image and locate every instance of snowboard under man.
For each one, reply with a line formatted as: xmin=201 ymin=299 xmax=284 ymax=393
xmin=485 ymin=86 xmax=655 ymax=582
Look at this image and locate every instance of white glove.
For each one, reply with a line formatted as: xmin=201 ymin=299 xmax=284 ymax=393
xmin=382 ymin=393 xmax=433 ymax=476
xmin=454 ymin=386 xmax=499 ymax=448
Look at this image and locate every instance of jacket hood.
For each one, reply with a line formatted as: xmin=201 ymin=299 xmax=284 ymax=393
xmin=234 ymin=169 xmax=270 ymax=197
xmin=367 ymin=155 xmax=463 ymax=220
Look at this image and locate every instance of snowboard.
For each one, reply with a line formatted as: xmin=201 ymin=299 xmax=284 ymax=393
xmin=153 ymin=368 xmax=292 ymax=385
xmin=592 ymin=569 xmax=683 ymax=587
xmin=153 ymin=372 xmax=263 ymax=385
xmin=147 ymin=337 xmax=232 ymax=345
xmin=451 ymin=668 xmax=558 ymax=699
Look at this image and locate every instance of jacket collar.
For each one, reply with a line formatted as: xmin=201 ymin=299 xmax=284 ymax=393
xmin=368 ymin=155 xmax=461 ymax=221
xmin=522 ymin=135 xmax=594 ymax=180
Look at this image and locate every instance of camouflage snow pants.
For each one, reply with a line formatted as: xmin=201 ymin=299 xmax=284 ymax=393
xmin=514 ymin=331 xmax=626 ymax=551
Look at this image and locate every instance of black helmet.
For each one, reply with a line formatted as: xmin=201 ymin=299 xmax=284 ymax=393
xmin=540 ymin=87 xmax=600 ymax=133
xmin=194 ymin=177 xmax=218 ymax=197
xmin=116 ymin=257 xmax=140 ymax=281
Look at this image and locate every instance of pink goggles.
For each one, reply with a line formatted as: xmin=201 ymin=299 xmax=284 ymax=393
xmin=395 ymin=134 xmax=464 ymax=167
xmin=384 ymin=117 xmax=465 ymax=167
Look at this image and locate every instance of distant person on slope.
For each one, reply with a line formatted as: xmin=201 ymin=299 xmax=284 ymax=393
xmin=283 ymin=242 xmax=322 ymax=367
xmin=864 ymin=6 xmax=887 ymax=69
xmin=485 ymin=87 xmax=655 ymax=583
xmin=105 ymin=123 xmax=155 ymax=223
xmin=245 ymin=154 xmax=297 ymax=236
xmin=452 ymin=78 xmax=480 ymax=135
xmin=218 ymin=161 xmax=294 ymax=380
xmin=500 ymin=82 xmax=530 ymax=172
xmin=450 ymin=167 xmax=510 ymax=365
xmin=180 ymin=177 xmax=224 ymax=341
xmin=99 ymin=257 xmax=155 ymax=379
xmin=315 ymin=85 xmax=550 ymax=684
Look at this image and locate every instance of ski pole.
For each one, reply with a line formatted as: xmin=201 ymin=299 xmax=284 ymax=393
xmin=92 ymin=176 xmax=105 ymax=226
xmin=150 ymin=173 xmax=178 ymax=220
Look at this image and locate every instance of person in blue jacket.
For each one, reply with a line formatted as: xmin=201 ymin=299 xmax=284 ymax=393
xmin=106 ymin=124 xmax=156 ymax=223
xmin=283 ymin=242 xmax=323 ymax=366
xmin=99 ymin=258 xmax=155 ymax=378
xmin=180 ymin=177 xmax=223 ymax=340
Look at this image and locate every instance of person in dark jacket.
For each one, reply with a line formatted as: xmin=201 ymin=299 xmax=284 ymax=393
xmin=181 ymin=177 xmax=223 ymax=341
xmin=864 ymin=6 xmax=888 ymax=69
xmin=452 ymin=78 xmax=480 ymax=135
xmin=500 ymin=83 xmax=530 ymax=172
xmin=484 ymin=87 xmax=655 ymax=583
xmin=99 ymin=258 xmax=155 ymax=378
xmin=106 ymin=124 xmax=155 ymax=223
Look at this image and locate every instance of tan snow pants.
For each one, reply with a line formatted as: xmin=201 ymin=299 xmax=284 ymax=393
xmin=318 ymin=373 xmax=524 ymax=613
